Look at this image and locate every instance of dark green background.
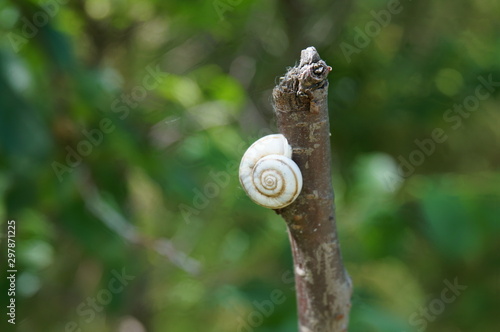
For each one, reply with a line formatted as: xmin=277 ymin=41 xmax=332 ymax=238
xmin=0 ymin=0 xmax=499 ymax=331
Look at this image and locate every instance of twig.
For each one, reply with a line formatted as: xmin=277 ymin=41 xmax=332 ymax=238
xmin=273 ymin=47 xmax=352 ymax=332
xmin=77 ymin=168 xmax=201 ymax=275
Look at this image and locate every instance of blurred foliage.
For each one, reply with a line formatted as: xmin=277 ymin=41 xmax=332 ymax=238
xmin=0 ymin=0 xmax=499 ymax=331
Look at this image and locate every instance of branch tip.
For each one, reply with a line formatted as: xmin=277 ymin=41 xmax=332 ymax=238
xmin=299 ymin=46 xmax=321 ymax=66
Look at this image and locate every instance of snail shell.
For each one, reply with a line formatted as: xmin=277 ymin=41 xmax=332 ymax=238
xmin=239 ymin=134 xmax=303 ymax=209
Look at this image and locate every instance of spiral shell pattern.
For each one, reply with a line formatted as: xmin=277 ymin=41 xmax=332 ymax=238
xmin=239 ymin=134 xmax=303 ymax=209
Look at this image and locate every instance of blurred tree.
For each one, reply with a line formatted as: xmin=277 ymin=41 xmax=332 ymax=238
xmin=0 ymin=0 xmax=498 ymax=331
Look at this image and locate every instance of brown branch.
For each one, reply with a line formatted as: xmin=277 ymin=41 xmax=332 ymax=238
xmin=273 ymin=47 xmax=352 ymax=332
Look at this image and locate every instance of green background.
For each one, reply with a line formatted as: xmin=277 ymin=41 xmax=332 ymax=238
xmin=0 ymin=0 xmax=499 ymax=331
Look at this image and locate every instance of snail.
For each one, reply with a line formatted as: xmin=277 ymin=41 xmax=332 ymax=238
xmin=239 ymin=134 xmax=303 ymax=209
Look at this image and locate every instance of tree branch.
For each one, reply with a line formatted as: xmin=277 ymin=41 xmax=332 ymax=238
xmin=77 ymin=167 xmax=201 ymax=275
xmin=273 ymin=47 xmax=352 ymax=332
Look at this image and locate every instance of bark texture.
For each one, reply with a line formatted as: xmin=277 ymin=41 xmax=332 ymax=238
xmin=273 ymin=47 xmax=352 ymax=332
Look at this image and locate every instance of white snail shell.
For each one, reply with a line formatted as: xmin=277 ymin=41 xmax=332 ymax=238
xmin=239 ymin=134 xmax=303 ymax=209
